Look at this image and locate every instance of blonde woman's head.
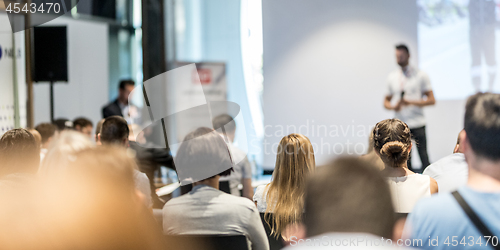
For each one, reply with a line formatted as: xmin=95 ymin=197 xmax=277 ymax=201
xmin=265 ymin=133 xmax=315 ymax=237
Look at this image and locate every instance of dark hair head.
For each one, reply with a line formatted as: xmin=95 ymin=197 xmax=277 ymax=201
xmin=395 ymin=44 xmax=410 ymax=55
xmin=175 ymin=127 xmax=233 ymax=185
xmin=35 ymin=123 xmax=58 ymax=144
xmin=119 ymin=80 xmax=135 ymax=90
xmin=0 ymin=129 xmax=40 ymax=176
xmin=372 ymin=119 xmax=412 ymax=168
xmin=53 ymin=118 xmax=73 ymax=131
xmin=100 ymin=116 xmax=129 ymax=145
xmin=95 ymin=118 xmax=105 ymax=138
xmin=464 ymin=93 xmax=500 ymax=161
xmin=304 ymin=157 xmax=394 ymax=239
xmin=73 ymin=117 xmax=93 ymax=130
xmin=212 ymin=114 xmax=236 ymax=135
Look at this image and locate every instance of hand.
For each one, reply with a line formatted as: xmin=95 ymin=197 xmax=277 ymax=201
xmin=401 ymin=98 xmax=411 ymax=106
xmin=394 ymin=101 xmax=403 ymax=111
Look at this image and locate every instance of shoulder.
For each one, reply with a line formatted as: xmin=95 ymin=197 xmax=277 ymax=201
xmin=163 ymin=193 xmax=191 ymax=211
xmin=219 ymin=192 xmax=259 ymax=215
xmin=423 ymin=154 xmax=466 ymax=175
xmin=409 ymin=173 xmax=432 ymax=182
xmin=134 ymin=171 xmax=148 ymax=182
xmin=406 ymin=192 xmax=460 ymax=231
xmin=429 ymin=177 xmax=438 ymax=194
xmin=411 ymin=192 xmax=456 ymax=218
xmin=253 ymin=185 xmax=268 ymax=199
xmin=103 ymin=99 xmax=118 ymax=109
xmin=411 ymin=66 xmax=427 ymax=76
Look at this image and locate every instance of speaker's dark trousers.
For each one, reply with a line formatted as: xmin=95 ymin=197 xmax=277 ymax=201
xmin=408 ymin=126 xmax=430 ymax=172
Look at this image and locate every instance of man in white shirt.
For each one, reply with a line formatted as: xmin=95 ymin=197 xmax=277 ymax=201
xmin=282 ymin=158 xmax=406 ymax=249
xmin=422 ymin=130 xmax=468 ymax=193
xmin=99 ymin=116 xmax=152 ymax=209
xmin=384 ymin=44 xmax=436 ymax=172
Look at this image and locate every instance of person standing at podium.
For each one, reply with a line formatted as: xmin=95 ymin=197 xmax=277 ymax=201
xmin=102 ymin=80 xmax=141 ymax=124
xmin=384 ymin=44 xmax=436 ymax=172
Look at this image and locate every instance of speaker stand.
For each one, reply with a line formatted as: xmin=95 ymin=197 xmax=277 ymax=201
xmin=50 ymin=81 xmax=55 ymax=123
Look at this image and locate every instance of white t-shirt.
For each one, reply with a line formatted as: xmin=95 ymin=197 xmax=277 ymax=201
xmin=386 ymin=65 xmax=432 ymax=129
xmin=253 ymin=184 xmax=270 ymax=213
xmin=133 ymin=170 xmax=152 ymax=209
xmin=386 ymin=174 xmax=431 ymax=213
xmin=422 ymin=153 xmax=468 ymax=193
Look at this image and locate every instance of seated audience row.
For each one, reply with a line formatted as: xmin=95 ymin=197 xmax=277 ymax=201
xmin=0 ymin=129 xmax=164 ymax=249
xmin=0 ymin=93 xmax=498 ymax=250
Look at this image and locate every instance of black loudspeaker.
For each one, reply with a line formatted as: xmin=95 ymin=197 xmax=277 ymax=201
xmin=33 ymin=26 xmax=68 ymax=82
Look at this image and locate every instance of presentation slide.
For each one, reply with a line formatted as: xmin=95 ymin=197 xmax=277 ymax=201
xmin=418 ymin=0 xmax=500 ymax=100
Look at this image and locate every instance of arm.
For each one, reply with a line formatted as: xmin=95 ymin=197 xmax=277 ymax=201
xmin=384 ymin=95 xmax=402 ymax=111
xmin=241 ymin=157 xmax=253 ymax=200
xmin=242 ymin=178 xmax=254 ymax=200
xmin=430 ymin=177 xmax=438 ymax=194
xmin=246 ymin=208 xmax=270 ymax=250
xmin=404 ymin=90 xmax=436 ymax=107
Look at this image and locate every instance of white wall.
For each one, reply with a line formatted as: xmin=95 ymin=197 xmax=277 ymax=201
xmin=33 ymin=16 xmax=108 ymax=126
xmin=262 ymin=0 xmax=464 ymax=168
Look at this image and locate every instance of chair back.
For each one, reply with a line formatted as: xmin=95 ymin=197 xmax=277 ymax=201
xmin=219 ymin=181 xmax=231 ymax=194
xmin=163 ymin=234 xmax=248 ymax=250
xmin=259 ymin=213 xmax=284 ymax=250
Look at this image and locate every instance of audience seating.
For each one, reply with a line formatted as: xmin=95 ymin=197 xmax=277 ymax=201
xmin=219 ymin=181 xmax=231 ymax=194
xmin=163 ymin=234 xmax=248 ymax=250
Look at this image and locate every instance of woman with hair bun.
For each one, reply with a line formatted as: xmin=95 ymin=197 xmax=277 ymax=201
xmin=372 ymin=119 xmax=438 ymax=213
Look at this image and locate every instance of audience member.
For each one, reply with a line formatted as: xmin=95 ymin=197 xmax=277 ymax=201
xmin=163 ymin=127 xmax=269 ymax=250
xmin=283 ymin=157 xmax=400 ymax=249
xmin=212 ymin=114 xmax=253 ymax=199
xmin=422 ymin=130 xmax=468 ymax=193
xmin=34 ymin=123 xmax=58 ymax=162
xmin=73 ymin=117 xmax=93 ymax=138
xmin=99 ymin=116 xmax=153 ymax=209
xmin=372 ymin=119 xmax=438 ymax=213
xmin=129 ymin=123 xmax=175 ymax=209
xmin=0 ymin=147 xmax=165 ymax=249
xmin=102 ymin=80 xmax=141 ymax=124
xmin=27 ymin=128 xmax=42 ymax=150
xmin=53 ymin=118 xmax=73 ymax=131
xmin=95 ymin=118 xmax=105 ymax=144
xmin=253 ymin=133 xmax=315 ymax=241
xmin=38 ymin=131 xmax=93 ymax=176
xmin=0 ymin=129 xmax=40 ymax=180
xmin=405 ymin=93 xmax=500 ymax=249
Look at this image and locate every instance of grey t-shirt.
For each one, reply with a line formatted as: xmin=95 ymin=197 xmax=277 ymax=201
xmin=163 ymin=185 xmax=269 ymax=250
